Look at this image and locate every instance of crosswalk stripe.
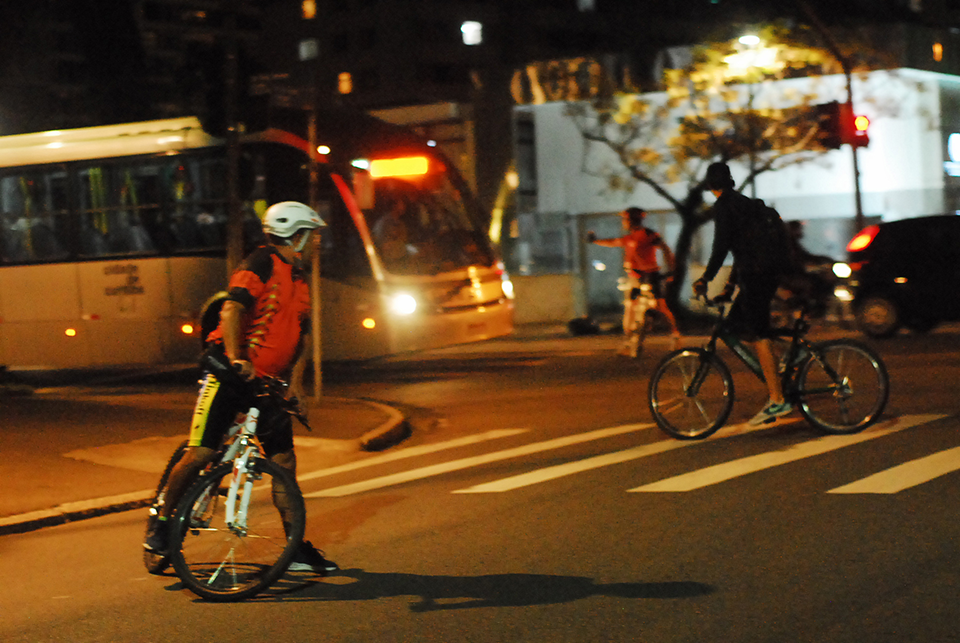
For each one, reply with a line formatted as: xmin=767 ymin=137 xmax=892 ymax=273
xmin=629 ymin=414 xmax=945 ymax=493
xmin=453 ymin=440 xmax=689 ymax=493
xmin=297 ymin=428 xmax=528 ymax=483
xmin=451 ymin=418 xmax=804 ymax=493
xmin=302 ymin=423 xmax=655 ymax=498
xmin=828 ymin=444 xmax=960 ymax=494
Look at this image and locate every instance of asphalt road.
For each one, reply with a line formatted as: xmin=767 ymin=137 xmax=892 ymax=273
xmin=2 ymin=324 xmax=959 ymax=642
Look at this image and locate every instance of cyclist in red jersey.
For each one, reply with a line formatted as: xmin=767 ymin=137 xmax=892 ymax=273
xmin=589 ymin=207 xmax=681 ymax=353
xmin=144 ymin=202 xmax=336 ymax=574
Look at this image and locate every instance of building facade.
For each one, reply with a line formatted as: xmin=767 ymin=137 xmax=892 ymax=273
xmin=509 ymin=67 xmax=960 ymax=322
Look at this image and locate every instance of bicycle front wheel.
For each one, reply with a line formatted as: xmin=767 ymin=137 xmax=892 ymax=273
xmin=170 ymin=458 xmax=305 ymax=602
xmin=649 ymin=348 xmax=734 ymax=440
xmin=143 ymin=440 xmax=188 ymax=574
xmin=794 ymin=340 xmax=889 ymax=434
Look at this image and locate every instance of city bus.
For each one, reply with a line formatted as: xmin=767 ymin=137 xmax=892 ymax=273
xmin=0 ymin=111 xmax=514 ymax=369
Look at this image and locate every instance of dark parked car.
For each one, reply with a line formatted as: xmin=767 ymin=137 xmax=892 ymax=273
xmin=845 ymin=214 xmax=960 ymax=338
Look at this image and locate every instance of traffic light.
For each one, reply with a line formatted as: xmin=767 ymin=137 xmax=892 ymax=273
xmin=849 ymin=112 xmax=870 ymax=148
xmin=813 ymin=101 xmax=870 ymax=149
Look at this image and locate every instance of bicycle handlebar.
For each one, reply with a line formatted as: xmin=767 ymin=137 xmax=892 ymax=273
xmin=200 ymin=349 xmax=312 ymax=431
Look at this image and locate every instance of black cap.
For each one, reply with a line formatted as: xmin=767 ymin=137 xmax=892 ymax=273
xmin=706 ymin=162 xmax=735 ymax=191
xmin=623 ymin=207 xmax=646 ymax=227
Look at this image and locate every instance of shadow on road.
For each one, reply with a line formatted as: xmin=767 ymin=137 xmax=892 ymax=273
xmin=250 ymin=568 xmax=715 ymax=610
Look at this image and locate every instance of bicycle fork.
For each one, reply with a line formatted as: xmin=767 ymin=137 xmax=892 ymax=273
xmin=684 ymin=348 xmax=715 ymax=398
xmin=224 ymin=409 xmax=262 ymax=536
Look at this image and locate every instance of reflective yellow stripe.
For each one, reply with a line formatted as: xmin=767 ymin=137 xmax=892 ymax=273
xmin=188 ymin=374 xmax=220 ymax=446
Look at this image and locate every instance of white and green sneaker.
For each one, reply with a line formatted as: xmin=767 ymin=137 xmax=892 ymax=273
xmin=749 ymin=400 xmax=794 ymax=426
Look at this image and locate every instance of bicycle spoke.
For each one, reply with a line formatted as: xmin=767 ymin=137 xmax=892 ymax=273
xmin=649 ymin=350 xmax=733 ymax=440
xmin=170 ymin=460 xmax=305 ymax=601
xmin=795 ymin=341 xmax=888 ymax=434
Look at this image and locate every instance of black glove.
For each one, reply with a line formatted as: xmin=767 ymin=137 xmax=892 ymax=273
xmin=715 ymin=281 xmax=736 ymax=303
xmin=692 ymin=278 xmax=708 ymax=297
xmin=586 ymin=231 xmax=597 ymax=243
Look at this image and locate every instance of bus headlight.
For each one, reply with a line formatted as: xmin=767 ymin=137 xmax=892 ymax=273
xmin=834 ymin=285 xmax=854 ymax=302
xmin=501 ymin=278 xmax=515 ymax=299
xmin=388 ymin=293 xmax=418 ymax=316
xmin=832 ymin=262 xmax=852 ymax=279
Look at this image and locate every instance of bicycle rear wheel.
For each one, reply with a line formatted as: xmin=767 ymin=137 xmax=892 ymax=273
xmin=143 ymin=440 xmax=188 ymax=574
xmin=794 ymin=340 xmax=889 ymax=434
xmin=649 ymin=348 xmax=734 ymax=439
xmin=170 ymin=458 xmax=305 ymax=602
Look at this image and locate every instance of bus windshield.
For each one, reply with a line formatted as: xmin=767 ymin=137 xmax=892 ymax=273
xmin=365 ymin=175 xmax=492 ymax=276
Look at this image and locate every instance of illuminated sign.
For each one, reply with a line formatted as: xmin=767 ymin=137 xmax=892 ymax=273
xmin=369 ymin=156 xmax=429 ymax=178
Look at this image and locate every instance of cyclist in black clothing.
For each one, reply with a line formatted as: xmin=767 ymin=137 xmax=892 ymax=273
xmin=692 ymin=162 xmax=794 ymax=425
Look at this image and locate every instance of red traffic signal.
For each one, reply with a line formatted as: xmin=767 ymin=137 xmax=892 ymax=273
xmin=812 ymin=101 xmax=870 ymax=149
xmin=850 ymin=114 xmax=870 ymax=148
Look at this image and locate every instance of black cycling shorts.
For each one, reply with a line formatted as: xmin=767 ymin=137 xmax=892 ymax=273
xmin=629 ymin=271 xmax=664 ymax=300
xmin=727 ymin=272 xmax=780 ymax=341
xmin=187 ymin=371 xmax=294 ymax=457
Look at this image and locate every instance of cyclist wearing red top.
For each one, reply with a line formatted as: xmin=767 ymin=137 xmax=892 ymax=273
xmin=144 ymin=202 xmax=336 ymax=574
xmin=589 ymin=207 xmax=681 ymax=353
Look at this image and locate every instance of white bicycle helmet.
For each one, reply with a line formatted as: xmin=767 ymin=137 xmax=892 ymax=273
xmin=262 ymin=202 xmax=325 ymax=250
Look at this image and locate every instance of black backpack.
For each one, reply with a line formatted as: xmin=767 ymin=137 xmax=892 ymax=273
xmin=731 ymin=197 xmax=799 ymax=276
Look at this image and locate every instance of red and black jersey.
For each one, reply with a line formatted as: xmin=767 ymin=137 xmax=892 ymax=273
xmin=207 ymin=245 xmax=310 ymax=378
xmin=615 ymin=227 xmax=664 ymax=273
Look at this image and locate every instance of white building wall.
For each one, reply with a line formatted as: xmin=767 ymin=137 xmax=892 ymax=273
xmin=526 ymin=68 xmax=953 ymax=223
xmin=511 ymin=68 xmax=960 ymax=323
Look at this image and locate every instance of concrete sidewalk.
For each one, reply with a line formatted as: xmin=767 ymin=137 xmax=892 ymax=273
xmin=0 ymin=385 xmax=409 ymax=536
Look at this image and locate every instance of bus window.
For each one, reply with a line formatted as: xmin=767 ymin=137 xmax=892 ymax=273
xmin=366 ymin=175 xmax=492 ymax=275
xmin=76 ymin=163 xmax=164 ymax=257
xmin=166 ymin=157 xmax=228 ymax=252
xmin=0 ymin=171 xmax=70 ymax=263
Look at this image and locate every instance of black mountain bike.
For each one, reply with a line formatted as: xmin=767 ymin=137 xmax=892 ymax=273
xmin=143 ymin=355 xmax=310 ymax=601
xmin=648 ymin=295 xmax=889 ymax=440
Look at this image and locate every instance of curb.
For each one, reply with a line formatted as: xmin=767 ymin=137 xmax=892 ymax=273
xmin=0 ymin=399 xmax=411 ymax=537
xmin=0 ymin=491 xmax=155 ymax=536
xmin=354 ymin=398 xmax=412 ymax=451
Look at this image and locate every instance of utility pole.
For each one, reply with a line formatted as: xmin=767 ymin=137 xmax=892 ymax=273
xmin=307 ymin=91 xmax=323 ymax=399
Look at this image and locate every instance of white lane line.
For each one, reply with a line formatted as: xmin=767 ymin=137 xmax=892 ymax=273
xmin=303 ymin=423 xmax=655 ymax=498
xmin=297 ymin=429 xmax=529 ymax=483
xmin=452 ymin=438 xmax=689 ymax=493
xmin=829 ymin=444 xmax=960 ymax=494
xmin=629 ymin=415 xmax=945 ymax=493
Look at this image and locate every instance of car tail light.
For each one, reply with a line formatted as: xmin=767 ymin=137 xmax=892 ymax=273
xmin=847 ymin=225 xmax=880 ymax=252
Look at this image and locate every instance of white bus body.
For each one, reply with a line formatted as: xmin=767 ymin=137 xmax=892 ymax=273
xmin=0 ymin=114 xmax=513 ymax=369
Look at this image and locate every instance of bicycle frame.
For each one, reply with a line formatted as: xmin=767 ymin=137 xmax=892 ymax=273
xmin=692 ymin=297 xmax=844 ymax=401
xmin=690 ymin=303 xmax=811 ymax=396
xmin=212 ymin=377 xmax=310 ymax=536
xmin=223 ymin=408 xmax=262 ymax=534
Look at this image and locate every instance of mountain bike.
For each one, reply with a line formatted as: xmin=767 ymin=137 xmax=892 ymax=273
xmin=619 ymin=272 xmax=661 ymax=358
xmin=648 ymin=294 xmax=889 ymax=440
xmin=142 ymin=354 xmax=309 ymax=601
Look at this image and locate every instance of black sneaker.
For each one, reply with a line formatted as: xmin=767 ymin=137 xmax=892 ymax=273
xmin=143 ymin=519 xmax=170 ymax=553
xmin=287 ymin=541 xmax=338 ymax=575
